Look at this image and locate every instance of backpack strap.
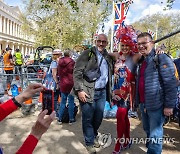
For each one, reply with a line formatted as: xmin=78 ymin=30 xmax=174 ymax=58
xmin=88 ymin=49 xmax=94 ymax=61
xmin=154 ymin=54 xmax=163 ymax=87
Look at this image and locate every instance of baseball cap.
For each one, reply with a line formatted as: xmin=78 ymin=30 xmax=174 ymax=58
xmin=6 ymin=47 xmax=12 ymax=51
xmin=53 ymin=49 xmax=62 ymax=55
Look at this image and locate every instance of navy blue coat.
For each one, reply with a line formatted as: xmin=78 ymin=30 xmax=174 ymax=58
xmin=135 ymin=49 xmax=177 ymax=110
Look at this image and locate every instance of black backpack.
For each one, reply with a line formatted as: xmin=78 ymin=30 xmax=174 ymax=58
xmin=61 ymin=104 xmax=78 ymax=123
xmin=154 ymin=54 xmax=180 ymax=126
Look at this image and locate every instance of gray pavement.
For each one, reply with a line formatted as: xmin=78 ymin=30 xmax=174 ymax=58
xmin=0 ymin=106 xmax=180 ymax=154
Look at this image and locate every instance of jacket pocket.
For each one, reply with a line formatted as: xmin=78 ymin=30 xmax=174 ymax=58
xmin=83 ymin=80 xmax=94 ymax=103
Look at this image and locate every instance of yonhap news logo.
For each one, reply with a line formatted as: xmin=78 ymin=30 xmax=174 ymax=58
xmin=98 ymin=133 xmax=112 ymax=148
xmin=97 ymin=133 xmax=177 ymax=149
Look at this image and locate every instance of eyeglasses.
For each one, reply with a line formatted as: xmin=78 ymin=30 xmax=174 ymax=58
xmin=97 ymin=40 xmax=107 ymax=44
xmin=137 ymin=41 xmax=152 ymax=46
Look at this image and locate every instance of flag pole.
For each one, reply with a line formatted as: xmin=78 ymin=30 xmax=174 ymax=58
xmin=110 ymin=0 xmax=115 ymax=53
xmin=155 ymin=20 xmax=158 ymax=48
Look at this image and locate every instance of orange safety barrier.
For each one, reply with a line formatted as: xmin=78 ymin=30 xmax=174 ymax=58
xmin=7 ymin=83 xmax=11 ymax=90
xmin=18 ymin=87 xmax=22 ymax=93
xmin=38 ymin=92 xmax=61 ymax=103
xmin=25 ymin=98 xmax=32 ymax=104
xmin=39 ymin=92 xmax=43 ymax=103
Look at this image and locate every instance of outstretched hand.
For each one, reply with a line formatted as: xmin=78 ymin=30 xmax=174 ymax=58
xmin=15 ymin=83 xmax=44 ymax=104
xmin=30 ymin=110 xmax=55 ymax=140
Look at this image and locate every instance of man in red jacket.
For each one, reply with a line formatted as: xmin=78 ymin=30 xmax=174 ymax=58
xmin=58 ymin=50 xmax=76 ymax=124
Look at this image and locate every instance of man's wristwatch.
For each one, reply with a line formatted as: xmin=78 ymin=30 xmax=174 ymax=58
xmin=12 ymin=97 xmax=22 ymax=107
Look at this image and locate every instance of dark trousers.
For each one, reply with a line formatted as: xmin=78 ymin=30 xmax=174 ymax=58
xmin=5 ymin=70 xmax=13 ymax=85
xmin=15 ymin=65 xmax=22 ymax=75
xmin=80 ymin=89 xmax=106 ymax=146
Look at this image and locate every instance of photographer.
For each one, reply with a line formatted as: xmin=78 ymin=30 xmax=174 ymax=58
xmin=0 ymin=83 xmax=55 ymax=154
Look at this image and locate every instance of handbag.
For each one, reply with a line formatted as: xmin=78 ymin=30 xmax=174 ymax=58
xmin=61 ymin=104 xmax=78 ymax=123
xmin=83 ymin=56 xmax=103 ymax=82
xmin=42 ymin=62 xmax=57 ymax=91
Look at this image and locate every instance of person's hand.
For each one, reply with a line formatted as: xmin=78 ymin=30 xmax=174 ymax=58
xmin=15 ymin=83 xmax=44 ymax=104
xmin=78 ymin=91 xmax=89 ymax=103
xmin=112 ymin=94 xmax=121 ymax=101
xmin=30 ymin=110 xmax=55 ymax=140
xmin=56 ymin=84 xmax=60 ymax=90
xmin=164 ymin=108 xmax=173 ymax=116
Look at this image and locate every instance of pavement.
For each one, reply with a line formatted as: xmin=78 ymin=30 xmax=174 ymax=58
xmin=0 ymin=106 xmax=180 ymax=154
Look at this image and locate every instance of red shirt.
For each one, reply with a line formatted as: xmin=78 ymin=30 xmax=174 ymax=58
xmin=138 ymin=61 xmax=147 ymax=103
xmin=0 ymin=99 xmax=38 ymax=153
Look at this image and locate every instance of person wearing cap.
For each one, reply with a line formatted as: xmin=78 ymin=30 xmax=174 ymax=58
xmin=14 ymin=48 xmax=23 ymax=80
xmin=49 ymin=49 xmax=62 ymax=117
xmin=3 ymin=47 xmax=14 ymax=89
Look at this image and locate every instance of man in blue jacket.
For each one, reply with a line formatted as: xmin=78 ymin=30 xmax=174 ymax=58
xmin=135 ymin=32 xmax=177 ymax=154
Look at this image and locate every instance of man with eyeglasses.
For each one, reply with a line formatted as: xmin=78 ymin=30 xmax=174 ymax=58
xmin=73 ymin=34 xmax=114 ymax=154
xmin=135 ymin=32 xmax=177 ymax=154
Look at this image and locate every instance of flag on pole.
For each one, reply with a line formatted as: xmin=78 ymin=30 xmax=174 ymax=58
xmin=147 ymin=29 xmax=155 ymax=38
xmin=111 ymin=0 xmax=133 ymax=50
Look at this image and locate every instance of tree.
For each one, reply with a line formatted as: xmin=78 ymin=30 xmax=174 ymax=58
xmin=21 ymin=0 xmax=111 ymax=49
xmin=132 ymin=13 xmax=180 ymax=57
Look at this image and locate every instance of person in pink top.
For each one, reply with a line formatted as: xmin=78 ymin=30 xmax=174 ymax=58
xmin=0 ymin=83 xmax=55 ymax=154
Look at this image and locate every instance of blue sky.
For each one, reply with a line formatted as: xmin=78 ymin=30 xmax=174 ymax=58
xmin=4 ymin=0 xmax=24 ymax=9
xmin=4 ymin=0 xmax=180 ymax=21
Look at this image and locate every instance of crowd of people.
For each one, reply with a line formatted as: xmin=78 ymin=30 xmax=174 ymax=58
xmin=1 ymin=47 xmax=23 ymax=90
xmin=0 ymin=25 xmax=180 ymax=154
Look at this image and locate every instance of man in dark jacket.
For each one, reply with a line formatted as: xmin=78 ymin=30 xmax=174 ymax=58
xmin=58 ymin=51 xmax=75 ymax=124
xmin=135 ymin=32 xmax=177 ymax=154
xmin=73 ymin=34 xmax=114 ymax=154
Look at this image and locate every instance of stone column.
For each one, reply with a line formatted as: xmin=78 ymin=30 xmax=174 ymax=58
xmin=0 ymin=15 xmax=2 ymax=33
xmin=3 ymin=17 xmax=6 ymax=33
xmin=7 ymin=19 xmax=9 ymax=34
xmin=9 ymin=20 xmax=12 ymax=35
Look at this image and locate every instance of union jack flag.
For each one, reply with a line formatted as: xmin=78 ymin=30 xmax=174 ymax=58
xmin=113 ymin=0 xmax=133 ymax=49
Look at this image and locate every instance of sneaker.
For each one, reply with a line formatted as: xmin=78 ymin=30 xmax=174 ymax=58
xmin=128 ymin=110 xmax=138 ymax=118
xmin=86 ymin=145 xmax=96 ymax=154
xmin=94 ymin=137 xmax=100 ymax=148
xmin=122 ymin=141 xmax=132 ymax=150
xmin=57 ymin=120 xmax=62 ymax=125
xmin=69 ymin=119 xmax=76 ymax=125
xmin=112 ymin=151 xmax=120 ymax=154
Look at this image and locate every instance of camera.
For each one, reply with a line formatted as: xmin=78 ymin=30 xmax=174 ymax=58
xmin=42 ymin=89 xmax=54 ymax=115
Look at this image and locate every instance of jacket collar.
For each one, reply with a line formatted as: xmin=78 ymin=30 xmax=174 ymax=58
xmin=145 ymin=48 xmax=156 ymax=63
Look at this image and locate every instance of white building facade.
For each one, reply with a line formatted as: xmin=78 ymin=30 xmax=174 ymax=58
xmin=0 ymin=0 xmax=35 ymax=55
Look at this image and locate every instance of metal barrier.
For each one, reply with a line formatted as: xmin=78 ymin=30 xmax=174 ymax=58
xmin=0 ymin=64 xmax=49 ymax=95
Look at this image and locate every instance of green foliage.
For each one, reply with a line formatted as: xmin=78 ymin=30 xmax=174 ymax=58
xmin=21 ymin=0 xmax=111 ymax=49
xmin=133 ymin=13 xmax=180 ymax=58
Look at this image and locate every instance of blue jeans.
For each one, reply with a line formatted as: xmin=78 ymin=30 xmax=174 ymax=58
xmin=80 ymin=89 xmax=106 ymax=146
xmin=58 ymin=93 xmax=75 ymax=121
xmin=140 ymin=103 xmax=165 ymax=154
xmin=54 ymin=90 xmax=60 ymax=117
